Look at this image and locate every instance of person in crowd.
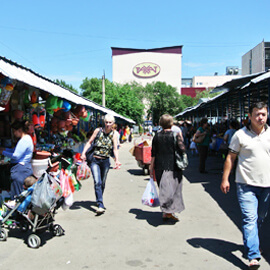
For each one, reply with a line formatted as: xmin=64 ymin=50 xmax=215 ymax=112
xmin=125 ymin=125 xmax=130 ymax=142
xmin=112 ymin=123 xmax=121 ymax=169
xmin=112 ymin=124 xmax=120 ymax=149
xmin=194 ymin=118 xmax=211 ymax=173
xmin=148 ymin=124 xmax=153 ymax=136
xmin=223 ymin=119 xmax=239 ymax=145
xmin=171 ymin=120 xmax=184 ymax=141
xmin=81 ymin=114 xmax=121 ymax=215
xmin=0 ymin=120 xmax=34 ymax=205
xmin=181 ymin=121 xmax=189 ymax=148
xmin=150 ymin=114 xmax=186 ymax=222
xmin=129 ymin=126 xmax=133 ymax=142
xmin=221 ymin=101 xmax=270 ymax=269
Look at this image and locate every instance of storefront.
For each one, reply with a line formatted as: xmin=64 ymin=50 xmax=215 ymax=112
xmin=0 ymin=56 xmax=135 ymax=190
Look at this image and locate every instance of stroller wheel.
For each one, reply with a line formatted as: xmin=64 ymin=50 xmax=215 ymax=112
xmin=0 ymin=228 xmax=8 ymax=241
xmin=27 ymin=234 xmax=41 ymax=248
xmin=52 ymin=224 xmax=65 ymax=236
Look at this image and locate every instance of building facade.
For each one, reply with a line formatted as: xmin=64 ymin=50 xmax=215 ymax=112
xmin=242 ymin=41 xmax=270 ymax=75
xmin=111 ymin=46 xmax=183 ymax=93
xmin=191 ymin=75 xmax=241 ymax=89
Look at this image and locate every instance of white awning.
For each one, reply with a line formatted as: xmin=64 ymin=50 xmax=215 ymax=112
xmin=0 ymin=57 xmax=135 ymax=124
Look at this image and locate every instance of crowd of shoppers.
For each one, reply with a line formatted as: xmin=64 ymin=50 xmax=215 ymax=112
xmin=2 ymin=100 xmax=270 ymax=269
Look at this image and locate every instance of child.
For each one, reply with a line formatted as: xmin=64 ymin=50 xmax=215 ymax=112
xmin=4 ymin=175 xmax=37 ymax=209
xmin=189 ymin=139 xmax=198 ymax=155
xmin=23 ymin=175 xmax=37 ymax=190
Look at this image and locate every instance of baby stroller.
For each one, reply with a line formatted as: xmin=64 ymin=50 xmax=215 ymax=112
xmin=0 ymin=172 xmax=65 ymax=248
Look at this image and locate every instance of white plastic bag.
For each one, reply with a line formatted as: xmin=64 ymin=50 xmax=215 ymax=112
xmin=31 ymin=173 xmax=56 ymax=215
xmin=141 ymin=178 xmax=160 ymax=207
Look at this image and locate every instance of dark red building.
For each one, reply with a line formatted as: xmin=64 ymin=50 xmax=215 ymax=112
xmin=181 ymin=87 xmax=206 ymax=98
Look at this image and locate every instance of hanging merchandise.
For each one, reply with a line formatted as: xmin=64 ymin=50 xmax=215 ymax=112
xmin=12 ymin=109 xmax=24 ymax=120
xmin=73 ymin=105 xmax=86 ymax=118
xmin=24 ymin=88 xmax=30 ymax=104
xmin=39 ymin=107 xmax=46 ymax=128
xmin=27 ymin=123 xmax=37 ymax=148
xmin=31 ymin=106 xmax=46 ymax=129
xmin=30 ymin=90 xmax=38 ymax=104
xmin=53 ymin=99 xmax=63 ymax=112
xmin=45 ymin=96 xmax=59 ymax=114
xmin=81 ymin=110 xmax=90 ymax=122
xmin=0 ymin=77 xmax=15 ymax=107
xmin=62 ymin=100 xmax=71 ymax=112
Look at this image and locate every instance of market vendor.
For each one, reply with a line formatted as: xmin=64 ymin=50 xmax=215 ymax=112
xmin=0 ymin=120 xmax=34 ymax=202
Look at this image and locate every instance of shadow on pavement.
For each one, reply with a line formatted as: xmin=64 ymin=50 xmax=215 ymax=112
xmin=70 ymin=200 xmax=97 ymax=213
xmin=6 ymin=227 xmax=55 ymax=248
xmin=129 ymin=208 xmax=178 ymax=227
xmin=127 ymin=169 xmax=145 ymax=176
xmin=185 ymin=151 xmax=270 ymax=265
xmin=187 ymin=238 xmax=246 ymax=269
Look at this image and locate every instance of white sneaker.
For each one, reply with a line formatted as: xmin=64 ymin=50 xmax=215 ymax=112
xmin=96 ymin=207 xmax=105 ymax=214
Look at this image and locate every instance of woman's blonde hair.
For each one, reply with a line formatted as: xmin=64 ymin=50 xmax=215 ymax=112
xmin=104 ymin=114 xmax=115 ymax=123
xmin=159 ymin=114 xmax=173 ymax=129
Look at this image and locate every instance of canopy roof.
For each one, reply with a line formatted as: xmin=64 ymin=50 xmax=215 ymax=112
xmin=175 ymin=70 xmax=270 ymax=121
xmin=0 ymin=56 xmax=135 ymax=124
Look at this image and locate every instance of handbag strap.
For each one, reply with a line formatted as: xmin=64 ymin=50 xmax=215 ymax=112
xmin=173 ymin=132 xmax=178 ymax=150
xmin=93 ymin=128 xmax=102 ymax=144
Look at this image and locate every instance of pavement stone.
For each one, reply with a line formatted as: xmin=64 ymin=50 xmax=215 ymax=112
xmin=0 ymin=139 xmax=269 ymax=270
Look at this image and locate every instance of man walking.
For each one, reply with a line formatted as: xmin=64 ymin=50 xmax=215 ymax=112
xmin=221 ymin=101 xmax=270 ymax=269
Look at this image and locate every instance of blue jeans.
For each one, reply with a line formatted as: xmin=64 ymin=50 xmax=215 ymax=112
xmin=236 ymin=183 xmax=270 ymax=260
xmin=10 ymin=163 xmax=33 ymax=199
xmin=90 ymin=157 xmax=110 ymax=209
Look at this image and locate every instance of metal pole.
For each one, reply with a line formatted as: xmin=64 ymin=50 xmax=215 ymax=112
xmin=102 ymin=75 xmax=105 ymax=107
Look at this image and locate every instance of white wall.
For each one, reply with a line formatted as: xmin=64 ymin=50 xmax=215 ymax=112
xmin=112 ymin=51 xmax=182 ymax=93
xmin=242 ymin=41 xmax=264 ymax=75
xmin=192 ymin=75 xmax=241 ymax=88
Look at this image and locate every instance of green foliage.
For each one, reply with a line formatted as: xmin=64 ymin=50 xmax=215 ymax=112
xmin=55 ymin=79 xmax=78 ymax=94
xmin=80 ymin=78 xmax=144 ymax=124
xmin=143 ymin=82 xmax=183 ymax=124
xmin=78 ymin=77 xmax=221 ymax=124
xmin=193 ymin=88 xmax=219 ymax=103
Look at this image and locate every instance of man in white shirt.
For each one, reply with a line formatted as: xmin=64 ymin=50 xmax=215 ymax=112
xmin=221 ymin=101 xmax=270 ymax=269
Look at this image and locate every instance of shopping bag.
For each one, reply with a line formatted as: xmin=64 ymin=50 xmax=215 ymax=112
xmin=76 ymin=161 xmax=91 ymax=181
xmin=141 ymin=178 xmax=160 ymax=207
xmin=60 ymin=169 xmax=72 ymax=197
xmin=31 ymin=173 xmax=56 ymax=215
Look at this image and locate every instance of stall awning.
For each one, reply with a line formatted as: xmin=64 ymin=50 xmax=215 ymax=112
xmin=0 ymin=56 xmax=135 ymax=124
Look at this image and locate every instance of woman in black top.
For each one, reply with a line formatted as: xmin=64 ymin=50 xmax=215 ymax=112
xmin=150 ymin=114 xmax=186 ymax=221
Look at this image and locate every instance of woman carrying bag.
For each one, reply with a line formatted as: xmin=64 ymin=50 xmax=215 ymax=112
xmin=150 ymin=114 xmax=186 ymax=222
xmin=81 ymin=114 xmax=120 ymax=215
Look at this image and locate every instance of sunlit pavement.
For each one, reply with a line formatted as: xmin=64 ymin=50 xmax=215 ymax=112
xmin=0 ymin=138 xmax=269 ymax=270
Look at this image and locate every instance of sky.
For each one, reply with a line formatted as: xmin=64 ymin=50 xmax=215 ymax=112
xmin=0 ymin=0 xmax=269 ymax=91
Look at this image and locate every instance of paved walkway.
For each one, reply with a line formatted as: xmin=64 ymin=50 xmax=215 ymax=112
xmin=0 ymin=140 xmax=270 ymax=270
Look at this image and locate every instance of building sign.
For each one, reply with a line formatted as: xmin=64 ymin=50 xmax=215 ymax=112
xmin=132 ymin=62 xmax=160 ymax=78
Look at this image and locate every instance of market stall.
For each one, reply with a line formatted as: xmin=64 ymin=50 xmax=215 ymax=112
xmin=0 ymin=56 xmax=135 ymax=192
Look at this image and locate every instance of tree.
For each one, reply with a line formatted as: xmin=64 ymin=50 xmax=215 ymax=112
xmin=144 ymin=82 xmax=183 ymax=124
xmin=80 ymin=78 xmax=144 ymax=124
xmin=55 ymin=79 xmax=78 ymax=94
